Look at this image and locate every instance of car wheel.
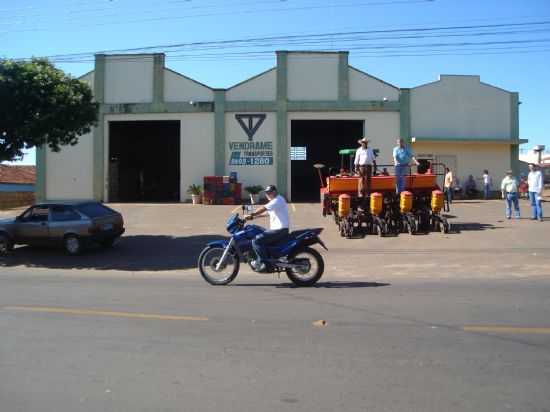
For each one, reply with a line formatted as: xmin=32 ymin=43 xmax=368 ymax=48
xmin=64 ymin=235 xmax=82 ymax=255
xmin=0 ymin=234 xmax=14 ymax=254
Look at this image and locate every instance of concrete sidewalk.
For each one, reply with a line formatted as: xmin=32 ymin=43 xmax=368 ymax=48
xmin=1 ymin=199 xmax=548 ymax=281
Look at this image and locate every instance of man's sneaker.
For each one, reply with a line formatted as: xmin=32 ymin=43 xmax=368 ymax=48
xmin=251 ymin=260 xmax=266 ymax=272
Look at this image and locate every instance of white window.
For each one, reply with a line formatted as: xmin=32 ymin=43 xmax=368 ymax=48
xmin=290 ymin=146 xmax=307 ymax=161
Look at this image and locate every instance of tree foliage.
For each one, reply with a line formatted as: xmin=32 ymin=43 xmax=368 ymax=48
xmin=0 ymin=59 xmax=98 ymax=162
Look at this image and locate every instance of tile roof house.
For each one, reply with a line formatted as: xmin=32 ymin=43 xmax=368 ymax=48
xmin=0 ymin=165 xmax=36 ymax=192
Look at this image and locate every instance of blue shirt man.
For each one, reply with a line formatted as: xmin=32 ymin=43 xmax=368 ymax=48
xmin=392 ymin=138 xmax=419 ymax=193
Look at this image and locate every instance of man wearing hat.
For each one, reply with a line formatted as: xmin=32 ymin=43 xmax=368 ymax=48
xmin=527 ymin=163 xmax=544 ymax=221
xmin=354 ymin=138 xmax=376 ymax=196
xmin=245 ymin=185 xmax=289 ymax=271
xmin=500 ymin=170 xmax=520 ymax=219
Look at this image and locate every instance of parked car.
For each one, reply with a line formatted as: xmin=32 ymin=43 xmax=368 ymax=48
xmin=0 ymin=201 xmax=125 ymax=255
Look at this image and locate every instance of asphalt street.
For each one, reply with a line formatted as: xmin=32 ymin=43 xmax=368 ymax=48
xmin=1 ymin=200 xmax=549 ymax=411
xmin=1 ymin=271 xmax=549 ymax=412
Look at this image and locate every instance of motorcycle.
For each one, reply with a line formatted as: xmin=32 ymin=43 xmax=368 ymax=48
xmin=197 ymin=212 xmax=328 ymax=286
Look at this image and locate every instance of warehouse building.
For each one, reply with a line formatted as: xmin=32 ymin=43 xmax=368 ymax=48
xmin=37 ymin=51 xmax=526 ymax=202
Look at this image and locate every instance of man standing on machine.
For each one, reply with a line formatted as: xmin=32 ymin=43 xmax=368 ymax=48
xmin=393 ymin=138 xmax=419 ymax=193
xmin=354 ymin=138 xmax=376 ymax=197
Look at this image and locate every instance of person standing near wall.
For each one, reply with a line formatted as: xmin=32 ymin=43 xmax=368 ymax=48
xmin=500 ymin=170 xmax=520 ymax=219
xmin=527 ymin=163 xmax=544 ymax=221
xmin=443 ymin=167 xmax=453 ymax=212
xmin=482 ymin=169 xmax=492 ymax=199
xmin=392 ymin=138 xmax=419 ymax=194
xmin=354 ymin=138 xmax=376 ymax=197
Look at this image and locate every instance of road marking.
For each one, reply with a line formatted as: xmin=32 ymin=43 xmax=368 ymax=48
xmin=231 ymin=206 xmax=242 ymax=214
xmin=463 ymin=326 xmax=550 ymax=334
xmin=4 ymin=306 xmax=208 ymax=321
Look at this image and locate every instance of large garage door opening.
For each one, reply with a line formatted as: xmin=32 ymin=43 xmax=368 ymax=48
xmin=109 ymin=121 xmax=180 ymax=202
xmin=291 ymin=120 xmax=364 ymax=202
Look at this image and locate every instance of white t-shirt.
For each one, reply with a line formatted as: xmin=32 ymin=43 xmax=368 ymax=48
xmin=265 ymin=195 xmax=289 ymax=230
xmin=483 ymin=173 xmax=492 ymax=186
xmin=354 ymin=147 xmax=375 ymax=166
xmin=528 ymin=170 xmax=543 ymax=193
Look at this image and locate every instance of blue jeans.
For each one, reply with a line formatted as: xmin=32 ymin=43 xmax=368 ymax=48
xmin=444 ymin=187 xmax=452 ymax=211
xmin=484 ymin=184 xmax=491 ymax=199
xmin=395 ymin=164 xmax=408 ymax=193
xmin=252 ymin=228 xmax=289 ymax=263
xmin=528 ymin=191 xmax=543 ymax=219
xmin=505 ymin=192 xmax=520 ymax=218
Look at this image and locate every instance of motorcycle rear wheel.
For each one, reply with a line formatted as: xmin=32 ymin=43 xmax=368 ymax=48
xmin=285 ymin=247 xmax=324 ymax=287
xmin=198 ymin=245 xmax=240 ymax=285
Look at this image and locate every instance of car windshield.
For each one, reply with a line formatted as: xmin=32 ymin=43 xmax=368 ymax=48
xmin=75 ymin=203 xmax=115 ymax=219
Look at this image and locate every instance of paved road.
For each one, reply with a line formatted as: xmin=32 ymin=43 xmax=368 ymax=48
xmin=1 ymin=270 xmax=549 ymax=412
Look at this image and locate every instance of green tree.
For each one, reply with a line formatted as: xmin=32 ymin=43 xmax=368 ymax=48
xmin=0 ymin=59 xmax=98 ymax=162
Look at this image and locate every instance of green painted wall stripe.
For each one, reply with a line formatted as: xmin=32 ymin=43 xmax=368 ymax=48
xmin=153 ymin=53 xmax=165 ymax=105
xmin=287 ymin=100 xmax=399 ymax=111
xmin=413 ymin=136 xmax=525 ymax=143
xmin=510 ymin=92 xmax=520 ymax=175
xmin=100 ymin=100 xmax=396 ymax=114
xmin=93 ymin=55 xmax=106 ymax=201
xmin=338 ymin=52 xmax=349 ymax=101
xmin=214 ymin=90 xmax=226 ymax=176
xmin=35 ymin=145 xmax=46 ymax=202
xmin=399 ymin=88 xmax=411 ymax=143
xmin=276 ymin=51 xmax=288 ymax=197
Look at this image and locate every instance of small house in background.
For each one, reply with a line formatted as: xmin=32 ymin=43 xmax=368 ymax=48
xmin=0 ymin=165 xmax=36 ymax=209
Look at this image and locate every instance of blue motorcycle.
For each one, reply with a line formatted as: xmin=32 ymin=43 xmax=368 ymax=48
xmin=197 ymin=214 xmax=328 ymax=286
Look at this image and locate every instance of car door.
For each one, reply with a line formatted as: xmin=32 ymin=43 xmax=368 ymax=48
xmin=14 ymin=206 xmax=51 ymax=245
xmin=48 ymin=205 xmax=86 ymax=242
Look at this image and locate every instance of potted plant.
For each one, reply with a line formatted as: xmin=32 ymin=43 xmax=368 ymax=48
xmin=187 ymin=184 xmax=203 ymax=205
xmin=245 ymin=185 xmax=263 ymax=204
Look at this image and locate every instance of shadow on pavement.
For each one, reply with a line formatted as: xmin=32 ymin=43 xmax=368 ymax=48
xmin=0 ymin=235 xmax=224 ymax=272
xmin=451 ymin=222 xmax=502 ymax=232
xmin=233 ymin=281 xmax=390 ymax=288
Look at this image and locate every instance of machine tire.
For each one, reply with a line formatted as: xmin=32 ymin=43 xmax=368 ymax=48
xmin=198 ymin=245 xmax=240 ymax=285
xmin=286 ymin=247 xmax=324 ymax=287
xmin=64 ymin=234 xmax=82 ymax=255
xmin=0 ymin=233 xmax=14 ymax=254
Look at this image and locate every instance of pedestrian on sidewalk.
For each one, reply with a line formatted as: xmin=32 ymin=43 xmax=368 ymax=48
xmin=482 ymin=169 xmax=493 ymax=199
xmin=527 ymin=163 xmax=544 ymax=221
xmin=443 ymin=167 xmax=453 ymax=212
xmin=500 ymin=170 xmax=520 ymax=219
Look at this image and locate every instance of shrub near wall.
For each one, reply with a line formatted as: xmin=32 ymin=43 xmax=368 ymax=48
xmin=0 ymin=192 xmax=35 ymax=209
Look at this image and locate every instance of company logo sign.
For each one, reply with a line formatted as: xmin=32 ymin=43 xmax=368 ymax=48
xmin=235 ymin=114 xmax=266 ymax=141
xmin=229 ymin=114 xmax=273 ymax=166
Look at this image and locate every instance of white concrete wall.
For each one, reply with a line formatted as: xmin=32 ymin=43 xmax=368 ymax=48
xmin=226 ymin=69 xmax=276 ymax=101
xmin=412 ymin=141 xmax=510 ymax=188
xmin=225 ymin=112 xmax=277 ymax=192
xmin=46 ymin=133 xmax=94 ymax=200
xmin=102 ymin=113 xmax=215 ymax=202
xmin=411 ymin=75 xmax=511 ymax=139
xmin=287 ymin=111 xmax=400 ymax=196
xmin=79 ymin=71 xmax=94 ymax=91
xmin=164 ymin=69 xmax=214 ymax=102
xmin=104 ymin=55 xmax=154 ymax=104
xmin=349 ymin=68 xmax=399 ymax=101
xmin=287 ymin=53 xmax=339 ymax=100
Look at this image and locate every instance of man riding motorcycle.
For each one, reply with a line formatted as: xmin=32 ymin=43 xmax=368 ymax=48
xmin=245 ymin=185 xmax=289 ymax=272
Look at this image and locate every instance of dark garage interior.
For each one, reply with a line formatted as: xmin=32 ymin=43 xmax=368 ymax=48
xmin=109 ymin=121 xmax=180 ymax=202
xmin=291 ymin=120 xmax=364 ymax=201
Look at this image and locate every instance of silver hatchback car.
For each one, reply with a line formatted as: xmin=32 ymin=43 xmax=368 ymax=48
xmin=0 ymin=201 xmax=125 ymax=255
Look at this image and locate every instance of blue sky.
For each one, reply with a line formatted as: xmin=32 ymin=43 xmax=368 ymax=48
xmin=3 ymin=0 xmax=550 ymax=165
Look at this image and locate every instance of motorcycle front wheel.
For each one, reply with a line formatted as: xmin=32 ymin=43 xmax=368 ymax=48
xmin=285 ymin=247 xmax=324 ymax=287
xmin=198 ymin=245 xmax=240 ymax=285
